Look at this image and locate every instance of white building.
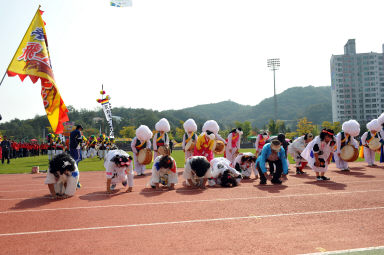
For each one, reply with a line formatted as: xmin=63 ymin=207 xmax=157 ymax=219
xmin=331 ymin=39 xmax=384 ymax=123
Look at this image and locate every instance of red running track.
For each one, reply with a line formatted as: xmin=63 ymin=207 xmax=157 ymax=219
xmin=0 ymin=162 xmax=383 ymax=254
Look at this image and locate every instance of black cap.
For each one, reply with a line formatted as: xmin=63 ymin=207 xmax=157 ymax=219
xmin=76 ymin=125 xmax=83 ymax=130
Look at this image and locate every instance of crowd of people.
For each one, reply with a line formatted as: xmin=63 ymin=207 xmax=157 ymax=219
xmin=43 ymin=113 xmax=384 ymax=199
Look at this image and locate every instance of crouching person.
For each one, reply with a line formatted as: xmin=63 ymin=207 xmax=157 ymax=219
xmin=104 ymin=150 xmax=134 ymax=193
xmin=45 ymin=153 xmax=79 ymax=199
xmin=183 ymin=156 xmax=212 ymax=189
xmin=150 ymin=155 xmax=178 ymax=190
xmin=256 ymin=139 xmax=288 ymax=185
xmin=233 ymin=152 xmax=257 ymax=179
xmin=209 ymin=157 xmax=242 ymax=187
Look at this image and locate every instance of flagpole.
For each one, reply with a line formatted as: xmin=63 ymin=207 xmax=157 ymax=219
xmin=0 ymin=72 xmax=6 ymax=87
xmin=0 ymin=5 xmax=41 ymax=87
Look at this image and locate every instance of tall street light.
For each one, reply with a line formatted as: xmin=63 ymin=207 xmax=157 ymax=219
xmin=267 ymin=58 xmax=280 ymax=122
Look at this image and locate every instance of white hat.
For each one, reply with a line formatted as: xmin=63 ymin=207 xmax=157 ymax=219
xmin=155 ymin=118 xmax=170 ymax=132
xmin=136 ymin=125 xmax=153 ymax=141
xmin=183 ymin=119 xmax=197 ymax=133
xmin=366 ymin=119 xmax=381 ymax=132
xmin=378 ymin=112 xmax=384 ymax=125
xmin=342 ymin=120 xmax=360 ymax=137
xmin=202 ymin=120 xmax=219 ymax=134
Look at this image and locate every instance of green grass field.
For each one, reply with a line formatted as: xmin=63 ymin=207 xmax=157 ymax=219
xmin=0 ymin=149 xmax=381 ymax=174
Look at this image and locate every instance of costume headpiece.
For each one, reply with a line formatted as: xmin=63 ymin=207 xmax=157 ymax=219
xmin=136 ymin=125 xmax=153 ymax=141
xmin=366 ymin=119 xmax=381 ymax=132
xmin=342 ymin=120 xmax=360 ymax=137
xmin=183 ymin=119 xmax=197 ymax=133
xmin=155 ymin=118 xmax=170 ymax=132
xmin=202 ymin=120 xmax=219 ymax=134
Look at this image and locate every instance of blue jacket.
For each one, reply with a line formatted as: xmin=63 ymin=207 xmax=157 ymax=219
xmin=256 ymin=143 xmax=288 ymax=174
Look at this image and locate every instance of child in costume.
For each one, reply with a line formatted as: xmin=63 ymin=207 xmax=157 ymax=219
xmin=255 ymin=130 xmax=269 ymax=157
xmin=150 ymin=155 xmax=178 ymax=190
xmin=209 ymin=157 xmax=242 ymax=187
xmin=182 ymin=118 xmax=198 ymax=161
xmin=334 ymin=120 xmax=360 ymax=171
xmin=104 ymin=149 xmax=134 ymax=193
xmin=193 ymin=120 xmax=220 ymax=162
xmin=153 ymin=118 xmax=170 ymax=159
xmin=87 ymin=135 xmax=97 ymax=158
xmin=233 ymin=152 xmax=258 ymax=179
xmin=256 ymin=139 xmax=288 ymax=185
xmin=301 ymin=129 xmax=335 ymax=181
xmin=288 ymin=133 xmax=313 ymax=174
xmin=225 ymin=128 xmax=243 ymax=164
xmin=361 ymin=119 xmax=383 ymax=167
xmin=45 ymin=153 xmax=79 ymax=199
xmin=131 ymin=125 xmax=152 ymax=176
xmin=183 ymin=156 xmax=212 ymax=189
xmin=98 ymin=134 xmax=107 ymax=160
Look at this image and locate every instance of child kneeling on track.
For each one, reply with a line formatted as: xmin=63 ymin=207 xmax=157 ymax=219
xmin=209 ymin=157 xmax=242 ymax=187
xmin=233 ymin=152 xmax=257 ymax=179
xmin=45 ymin=153 xmax=79 ymax=199
xmin=150 ymin=155 xmax=178 ymax=190
xmin=104 ymin=150 xmax=134 ymax=193
xmin=183 ymin=156 xmax=212 ymax=189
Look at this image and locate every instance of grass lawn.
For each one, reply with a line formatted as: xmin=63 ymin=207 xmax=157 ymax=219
xmin=0 ymin=149 xmax=381 ymax=174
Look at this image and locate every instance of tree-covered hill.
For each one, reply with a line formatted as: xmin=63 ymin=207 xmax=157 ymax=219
xmin=0 ymin=85 xmax=332 ymax=140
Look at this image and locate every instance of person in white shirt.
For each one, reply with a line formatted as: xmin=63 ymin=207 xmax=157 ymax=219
xmin=182 ymin=118 xmax=198 ymax=161
xmin=301 ymin=129 xmax=335 ymax=181
xmin=150 ymin=155 xmax=178 ymax=190
xmin=153 ymin=118 xmax=171 ymax=159
xmin=225 ymin=128 xmax=243 ymax=164
xmin=209 ymin=157 xmax=242 ymax=187
xmin=288 ymin=133 xmax=313 ymax=174
xmin=233 ymin=152 xmax=258 ymax=179
xmin=104 ymin=150 xmax=134 ymax=193
xmin=334 ymin=120 xmax=360 ymax=171
xmin=131 ymin=125 xmax=153 ymax=176
xmin=45 ymin=153 xmax=79 ymax=199
xmin=360 ymin=119 xmax=383 ymax=167
xmin=183 ymin=156 xmax=212 ymax=189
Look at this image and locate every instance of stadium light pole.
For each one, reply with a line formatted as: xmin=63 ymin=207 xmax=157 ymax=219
xmin=267 ymin=58 xmax=280 ymax=122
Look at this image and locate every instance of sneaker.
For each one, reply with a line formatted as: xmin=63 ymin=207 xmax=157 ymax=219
xmin=271 ymin=179 xmax=282 ymax=184
xmin=110 ymin=184 xmax=116 ymax=190
xmin=341 ymin=168 xmax=350 ymax=172
xmin=122 ymin=181 xmax=127 ymax=187
xmin=77 ymin=182 xmax=82 ymax=188
xmin=321 ymin=176 xmax=330 ymax=181
xmin=316 ymin=176 xmax=323 ymax=181
xmin=260 ymin=180 xmax=267 ymax=185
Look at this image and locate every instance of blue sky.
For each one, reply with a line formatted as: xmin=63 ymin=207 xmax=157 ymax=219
xmin=1 ymin=0 xmax=384 ymax=123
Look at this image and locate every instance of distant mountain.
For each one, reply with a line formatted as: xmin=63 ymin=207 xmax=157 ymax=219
xmin=0 ymin=86 xmax=332 ymax=140
xmin=170 ymin=85 xmax=331 ymax=128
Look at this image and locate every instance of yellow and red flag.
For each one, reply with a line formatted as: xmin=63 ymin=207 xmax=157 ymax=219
xmin=6 ymin=7 xmax=69 ymax=134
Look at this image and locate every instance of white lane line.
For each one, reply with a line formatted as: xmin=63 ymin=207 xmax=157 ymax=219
xmin=299 ymin=245 xmax=384 ymax=254
xmin=0 ymin=206 xmax=383 ymax=237
xmin=1 ymin=179 xmax=384 ymax=194
xmin=1 ymin=189 xmax=383 ymax=214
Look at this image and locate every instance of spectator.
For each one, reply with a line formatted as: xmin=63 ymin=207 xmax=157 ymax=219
xmin=1 ymin=136 xmax=11 ymax=164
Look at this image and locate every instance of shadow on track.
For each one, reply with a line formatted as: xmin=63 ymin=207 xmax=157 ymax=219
xmin=11 ymin=196 xmax=55 ymax=210
xmin=303 ymin=180 xmax=347 ymax=190
xmin=79 ymin=189 xmax=127 ymax=201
